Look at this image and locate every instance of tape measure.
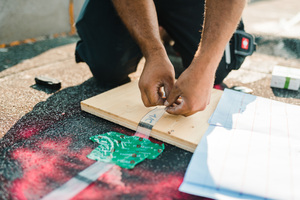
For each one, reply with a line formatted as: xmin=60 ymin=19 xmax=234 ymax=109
xmin=41 ymin=107 xmax=166 ymax=200
xmin=135 ymin=107 xmax=166 ymax=138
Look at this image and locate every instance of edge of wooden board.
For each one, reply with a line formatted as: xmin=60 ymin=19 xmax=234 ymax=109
xmin=81 ymin=81 xmax=223 ymax=153
xmin=81 ymin=102 xmax=197 ymax=152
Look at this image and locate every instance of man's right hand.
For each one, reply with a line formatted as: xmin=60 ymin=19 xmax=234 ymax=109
xmin=138 ymin=52 xmax=175 ymax=107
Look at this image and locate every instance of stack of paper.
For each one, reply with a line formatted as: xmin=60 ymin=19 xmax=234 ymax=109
xmin=180 ymin=89 xmax=300 ymax=199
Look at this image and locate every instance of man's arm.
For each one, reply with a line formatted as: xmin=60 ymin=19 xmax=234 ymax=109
xmin=165 ymin=0 xmax=246 ymax=116
xmin=112 ymin=0 xmax=175 ymax=106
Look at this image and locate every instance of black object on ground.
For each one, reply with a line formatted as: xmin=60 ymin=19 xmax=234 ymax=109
xmin=231 ymin=86 xmax=253 ymax=94
xmin=35 ymin=75 xmax=61 ymax=90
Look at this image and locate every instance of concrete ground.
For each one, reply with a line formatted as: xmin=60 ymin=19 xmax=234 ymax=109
xmin=0 ymin=0 xmax=299 ymax=199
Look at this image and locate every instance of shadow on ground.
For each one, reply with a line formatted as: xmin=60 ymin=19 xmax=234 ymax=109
xmin=255 ymin=36 xmax=300 ymax=59
xmin=30 ymin=84 xmax=61 ymax=94
xmin=272 ymin=88 xmax=300 ymax=99
xmin=0 ymin=78 xmax=195 ymax=200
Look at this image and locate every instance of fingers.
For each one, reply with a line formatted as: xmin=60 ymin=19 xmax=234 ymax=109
xmin=141 ymin=82 xmax=208 ymax=116
xmin=139 ymin=77 xmax=175 ymax=107
xmin=139 ymin=84 xmax=167 ymax=107
xmin=149 ymin=84 xmax=165 ymax=106
xmin=165 ymin=98 xmax=194 ymax=116
xmin=140 ymin=89 xmax=151 ymax=107
xmin=165 ymin=96 xmax=209 ymax=116
xmin=166 ymin=101 xmax=204 ymax=117
xmin=165 ymin=101 xmax=186 ymax=116
xmin=164 ymin=84 xmax=181 ymax=107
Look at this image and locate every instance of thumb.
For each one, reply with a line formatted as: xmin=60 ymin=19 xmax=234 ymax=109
xmin=164 ymin=85 xmax=181 ymax=107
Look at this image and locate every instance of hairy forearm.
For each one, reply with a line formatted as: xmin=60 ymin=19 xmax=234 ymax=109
xmin=193 ymin=0 xmax=246 ymax=73
xmin=111 ymin=0 xmax=165 ymax=59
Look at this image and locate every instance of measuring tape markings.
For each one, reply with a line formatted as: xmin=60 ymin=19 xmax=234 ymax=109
xmin=135 ymin=107 xmax=166 ymax=138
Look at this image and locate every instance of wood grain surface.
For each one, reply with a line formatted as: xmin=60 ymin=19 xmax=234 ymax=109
xmin=81 ymin=81 xmax=223 ymax=152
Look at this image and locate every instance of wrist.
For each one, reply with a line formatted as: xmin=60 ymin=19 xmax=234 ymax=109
xmin=191 ymin=51 xmax=221 ymax=75
xmin=142 ymin=43 xmax=167 ymax=60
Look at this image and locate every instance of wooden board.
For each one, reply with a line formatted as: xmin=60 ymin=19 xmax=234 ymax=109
xmin=81 ymin=81 xmax=223 ymax=152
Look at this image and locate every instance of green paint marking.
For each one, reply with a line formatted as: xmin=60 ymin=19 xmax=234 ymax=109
xmin=87 ymin=132 xmax=164 ymax=169
xmin=284 ymin=77 xmax=291 ymax=89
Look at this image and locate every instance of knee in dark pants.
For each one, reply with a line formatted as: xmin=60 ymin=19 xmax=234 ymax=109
xmin=89 ymin=55 xmax=142 ymax=88
xmin=90 ymin=67 xmax=131 ymax=88
xmin=75 ymin=0 xmax=143 ymax=88
xmin=75 ymin=36 xmax=142 ymax=88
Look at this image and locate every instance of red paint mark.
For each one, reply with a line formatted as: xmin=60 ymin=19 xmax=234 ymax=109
xmin=99 ymin=165 xmax=125 ymax=190
xmin=20 ymin=127 xmax=39 ymax=139
xmin=7 ymin=126 xmax=202 ymax=199
xmin=9 ymin=139 xmax=207 ymax=200
xmin=74 ymin=168 xmax=205 ymax=200
xmin=10 ymin=138 xmax=94 ymax=199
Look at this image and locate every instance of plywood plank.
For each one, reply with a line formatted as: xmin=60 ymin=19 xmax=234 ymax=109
xmin=81 ymin=81 xmax=223 ymax=152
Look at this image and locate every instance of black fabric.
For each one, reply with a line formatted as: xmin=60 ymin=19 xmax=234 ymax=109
xmin=75 ymin=0 xmax=244 ymax=86
xmin=76 ymin=0 xmax=142 ymax=87
xmin=214 ymin=21 xmax=246 ymax=84
xmin=154 ymin=0 xmax=205 ymax=68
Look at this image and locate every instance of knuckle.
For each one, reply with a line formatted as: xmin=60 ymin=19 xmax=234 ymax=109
xmin=148 ymin=96 xmax=157 ymax=105
xmin=144 ymin=102 xmax=151 ymax=107
xmin=148 ymin=102 xmax=155 ymax=107
xmin=148 ymin=98 xmax=157 ymax=107
xmin=138 ymin=79 xmax=151 ymax=90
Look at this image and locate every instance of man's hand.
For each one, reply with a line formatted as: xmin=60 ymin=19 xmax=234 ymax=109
xmin=139 ymin=53 xmax=175 ymax=107
xmin=164 ymin=60 xmax=215 ymax=116
xmin=165 ymin=0 xmax=246 ymax=116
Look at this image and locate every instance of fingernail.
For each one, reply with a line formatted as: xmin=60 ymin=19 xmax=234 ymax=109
xmin=164 ymin=100 xmax=169 ymax=106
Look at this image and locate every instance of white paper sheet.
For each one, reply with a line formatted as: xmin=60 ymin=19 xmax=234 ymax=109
xmin=179 ymin=89 xmax=300 ymax=200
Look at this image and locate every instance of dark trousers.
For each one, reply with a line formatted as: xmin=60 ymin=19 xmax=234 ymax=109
xmin=75 ymin=0 xmax=243 ymax=87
